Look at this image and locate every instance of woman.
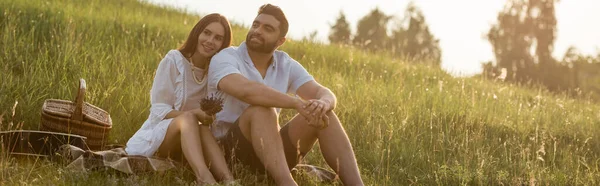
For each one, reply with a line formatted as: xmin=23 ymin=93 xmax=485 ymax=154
xmin=125 ymin=13 xmax=234 ymax=185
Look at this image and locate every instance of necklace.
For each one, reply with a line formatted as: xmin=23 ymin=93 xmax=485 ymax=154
xmin=188 ymin=57 xmax=206 ymax=85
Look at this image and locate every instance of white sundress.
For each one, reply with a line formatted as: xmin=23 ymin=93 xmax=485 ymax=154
xmin=125 ymin=50 xmax=208 ymax=157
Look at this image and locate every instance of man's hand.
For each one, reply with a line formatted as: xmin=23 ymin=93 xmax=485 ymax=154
xmin=313 ymin=114 xmax=329 ymax=129
xmin=293 ymin=97 xmax=312 ymax=120
xmin=305 ymin=99 xmax=331 ymax=118
xmin=303 ymin=99 xmax=332 ymax=129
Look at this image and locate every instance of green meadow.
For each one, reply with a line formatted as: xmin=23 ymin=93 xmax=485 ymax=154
xmin=1 ymin=0 xmax=600 ymax=185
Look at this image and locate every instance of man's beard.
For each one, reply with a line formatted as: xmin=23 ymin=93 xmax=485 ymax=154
xmin=246 ymin=33 xmax=277 ymax=53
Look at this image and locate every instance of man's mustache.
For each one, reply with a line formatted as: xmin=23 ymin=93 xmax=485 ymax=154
xmin=248 ymin=34 xmax=264 ymax=42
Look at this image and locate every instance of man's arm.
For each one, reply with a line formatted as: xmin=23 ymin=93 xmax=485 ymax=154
xmin=218 ymin=73 xmax=307 ymax=111
xmin=295 ymin=80 xmax=336 ymax=129
xmin=296 ymin=80 xmax=337 ymax=111
xmin=209 ymin=51 xmax=306 ymax=111
xmin=284 ymin=58 xmax=335 ymax=128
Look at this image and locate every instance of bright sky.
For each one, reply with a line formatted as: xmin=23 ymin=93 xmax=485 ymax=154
xmin=147 ymin=0 xmax=600 ymax=77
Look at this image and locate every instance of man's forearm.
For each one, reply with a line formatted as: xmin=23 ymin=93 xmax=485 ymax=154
xmin=317 ymin=87 xmax=337 ymax=110
xmin=238 ymin=81 xmax=300 ymax=109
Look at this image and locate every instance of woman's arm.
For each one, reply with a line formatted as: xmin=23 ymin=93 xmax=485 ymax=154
xmin=148 ymin=53 xmax=179 ymax=123
xmin=164 ymin=110 xmax=185 ymax=119
xmin=165 ymin=109 xmax=213 ymax=124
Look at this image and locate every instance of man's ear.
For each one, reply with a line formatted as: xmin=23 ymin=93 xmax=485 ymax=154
xmin=276 ymin=37 xmax=286 ymax=48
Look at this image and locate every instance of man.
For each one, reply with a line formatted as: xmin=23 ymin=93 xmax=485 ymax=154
xmin=208 ymin=4 xmax=364 ymax=186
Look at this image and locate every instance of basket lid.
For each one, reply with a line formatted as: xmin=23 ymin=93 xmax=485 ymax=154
xmin=41 ymin=79 xmax=112 ymax=127
xmin=42 ymin=100 xmax=112 ymax=127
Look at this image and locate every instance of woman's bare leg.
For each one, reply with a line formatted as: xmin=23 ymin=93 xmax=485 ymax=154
xmin=158 ymin=112 xmax=217 ymax=184
xmin=198 ymin=125 xmax=234 ymax=182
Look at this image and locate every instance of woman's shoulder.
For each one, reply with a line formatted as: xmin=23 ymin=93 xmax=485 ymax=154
xmin=159 ymin=50 xmax=186 ymax=65
xmin=156 ymin=50 xmax=187 ymax=75
xmin=165 ymin=50 xmax=186 ymax=60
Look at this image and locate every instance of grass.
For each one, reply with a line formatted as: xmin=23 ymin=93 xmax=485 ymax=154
xmin=2 ymin=0 xmax=600 ymax=185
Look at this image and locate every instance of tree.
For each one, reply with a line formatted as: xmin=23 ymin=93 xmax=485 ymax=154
xmin=563 ymin=47 xmax=600 ymax=98
xmin=353 ymin=8 xmax=391 ymax=51
xmin=303 ymin=30 xmax=319 ymax=42
xmin=486 ymin=0 xmax=558 ymax=87
xmin=389 ymin=2 xmax=441 ymax=65
xmin=328 ymin=11 xmax=352 ymax=45
xmin=531 ymin=0 xmax=558 ymax=90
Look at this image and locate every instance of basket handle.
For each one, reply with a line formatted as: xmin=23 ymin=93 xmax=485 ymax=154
xmin=72 ymin=78 xmax=86 ymax=121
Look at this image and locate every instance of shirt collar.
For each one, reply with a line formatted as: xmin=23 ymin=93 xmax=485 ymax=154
xmin=239 ymin=41 xmax=277 ymax=69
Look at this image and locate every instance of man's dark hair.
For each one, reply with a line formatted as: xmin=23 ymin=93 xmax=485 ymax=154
xmin=257 ymin=4 xmax=288 ymax=37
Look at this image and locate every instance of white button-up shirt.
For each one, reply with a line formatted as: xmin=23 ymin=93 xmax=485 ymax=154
xmin=208 ymin=42 xmax=314 ymax=137
xmin=126 ymin=50 xmax=208 ymax=157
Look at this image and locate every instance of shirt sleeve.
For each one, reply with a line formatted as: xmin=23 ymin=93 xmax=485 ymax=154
xmin=148 ymin=53 xmax=179 ymax=123
xmin=208 ymin=51 xmax=241 ymax=92
xmin=287 ymin=59 xmax=314 ymax=94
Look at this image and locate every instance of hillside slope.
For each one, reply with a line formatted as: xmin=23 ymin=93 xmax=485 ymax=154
xmin=1 ymin=0 xmax=600 ymax=185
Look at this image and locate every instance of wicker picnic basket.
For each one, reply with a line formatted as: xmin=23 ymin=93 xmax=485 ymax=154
xmin=40 ymin=79 xmax=112 ymax=150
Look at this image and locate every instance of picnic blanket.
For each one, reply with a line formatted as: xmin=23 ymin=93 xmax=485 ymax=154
xmin=57 ymin=144 xmax=178 ymax=174
xmin=56 ymin=144 xmax=337 ymax=183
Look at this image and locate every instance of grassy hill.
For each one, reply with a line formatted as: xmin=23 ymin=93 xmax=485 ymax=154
xmin=2 ymin=0 xmax=600 ymax=185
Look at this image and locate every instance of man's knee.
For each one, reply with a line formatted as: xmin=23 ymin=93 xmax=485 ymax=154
xmin=325 ymin=111 xmax=342 ymax=126
xmin=245 ymin=105 xmax=277 ymax=118
xmin=240 ymin=106 xmax=279 ymax=133
xmin=326 ymin=111 xmax=337 ymax=117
